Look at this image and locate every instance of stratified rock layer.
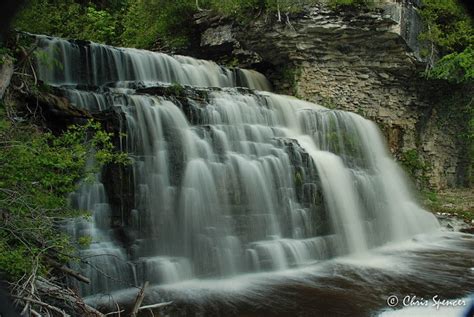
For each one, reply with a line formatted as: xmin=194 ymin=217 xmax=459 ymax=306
xmin=191 ymin=1 xmax=471 ymax=189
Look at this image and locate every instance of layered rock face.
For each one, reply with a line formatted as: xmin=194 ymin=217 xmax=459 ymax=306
xmin=190 ymin=1 xmax=468 ymax=189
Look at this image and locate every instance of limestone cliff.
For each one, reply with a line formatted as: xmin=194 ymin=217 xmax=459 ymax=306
xmin=186 ymin=0 xmax=472 ymax=190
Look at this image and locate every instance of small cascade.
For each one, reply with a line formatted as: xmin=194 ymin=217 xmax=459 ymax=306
xmin=66 ymin=173 xmax=136 ymax=295
xmin=35 ymin=36 xmax=271 ymax=90
xmin=36 ymin=36 xmax=439 ymax=297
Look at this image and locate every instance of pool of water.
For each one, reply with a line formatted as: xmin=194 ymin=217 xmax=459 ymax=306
xmin=85 ymin=230 xmax=474 ymax=316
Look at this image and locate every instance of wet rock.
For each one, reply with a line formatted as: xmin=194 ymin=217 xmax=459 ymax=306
xmin=460 ymin=227 xmax=474 ymax=234
xmin=201 ymin=24 xmax=237 ymax=49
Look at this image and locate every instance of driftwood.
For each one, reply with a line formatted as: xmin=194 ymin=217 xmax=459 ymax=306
xmin=138 ymin=301 xmax=173 ymax=311
xmin=46 ymin=258 xmax=91 ymax=284
xmin=35 ymin=277 xmax=105 ymax=317
xmin=12 ymin=295 xmax=69 ymax=316
xmin=11 ymin=261 xmax=104 ymax=317
xmin=0 ymin=55 xmax=14 ymax=99
xmin=129 ymin=281 xmax=173 ymax=317
xmin=130 ymin=281 xmax=149 ymax=317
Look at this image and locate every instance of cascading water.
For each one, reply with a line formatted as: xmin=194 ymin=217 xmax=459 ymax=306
xmin=35 ymin=35 xmax=271 ymax=90
xmin=35 ymin=36 xmax=440 ymax=298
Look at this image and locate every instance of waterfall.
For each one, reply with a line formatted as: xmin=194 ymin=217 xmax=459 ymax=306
xmin=35 ymin=36 xmax=439 ymax=297
xmin=66 ymin=170 xmax=136 ymax=295
xmin=35 ymin=36 xmax=271 ymax=90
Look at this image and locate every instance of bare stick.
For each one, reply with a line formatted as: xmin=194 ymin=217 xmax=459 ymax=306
xmin=46 ymin=258 xmax=91 ymax=284
xmin=35 ymin=277 xmax=105 ymax=317
xmin=277 ymin=1 xmax=282 ymax=22
xmin=12 ymin=295 xmax=69 ymax=317
xmin=138 ymin=301 xmax=173 ymax=311
xmin=131 ymin=281 xmax=149 ymax=317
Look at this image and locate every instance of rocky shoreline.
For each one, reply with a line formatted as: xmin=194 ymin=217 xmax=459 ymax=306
xmin=428 ymin=189 xmax=474 ymax=234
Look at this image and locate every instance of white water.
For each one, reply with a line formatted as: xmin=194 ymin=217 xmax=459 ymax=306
xmin=66 ymin=171 xmax=136 ymax=295
xmin=36 ymin=36 xmax=440 ymax=297
xmin=35 ymin=36 xmax=271 ymax=90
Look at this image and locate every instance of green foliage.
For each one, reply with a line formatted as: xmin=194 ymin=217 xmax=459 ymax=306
xmin=280 ymin=65 xmax=302 ymax=96
xmin=0 ymin=105 xmax=128 ymax=278
xmin=78 ymin=235 xmax=92 ymax=248
xmin=419 ymin=0 xmax=473 ymax=54
xmin=327 ymin=0 xmax=374 ymax=10
xmin=202 ymin=0 xmax=262 ymax=18
xmin=420 ymin=0 xmax=474 ymax=84
xmin=82 ymin=6 xmax=118 ymax=44
xmin=226 ymin=57 xmax=240 ymax=68
xmin=14 ymin=0 xmax=122 ymax=45
xmin=121 ymin=0 xmax=196 ymax=49
xmin=0 ymin=47 xmax=13 ymax=65
xmin=34 ymin=49 xmax=64 ymax=72
xmin=423 ymin=189 xmax=473 ymax=222
xmin=202 ymin=0 xmax=374 ymax=18
xmin=168 ymin=82 xmax=186 ymax=96
xmin=13 ymin=0 xmax=375 ymax=50
xmin=0 ymin=242 xmax=40 ymax=278
xmin=265 ymin=0 xmax=321 ymax=14
xmin=426 ymin=45 xmax=474 ymax=83
xmin=320 ymin=96 xmax=337 ymax=109
xmin=418 ymin=0 xmax=473 ymax=187
xmin=423 ymin=190 xmax=438 ymax=204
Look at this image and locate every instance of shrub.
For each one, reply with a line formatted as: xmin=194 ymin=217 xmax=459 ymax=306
xmin=0 ymin=105 xmax=128 ymax=278
xmin=13 ymin=0 xmax=121 ymax=45
xmin=121 ymin=0 xmax=196 ymax=49
xmin=426 ymin=45 xmax=474 ymax=83
xmin=420 ymin=0 xmax=474 ymax=83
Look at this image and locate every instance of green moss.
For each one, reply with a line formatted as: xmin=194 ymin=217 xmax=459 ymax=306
xmin=226 ymin=57 xmax=240 ymax=68
xmin=424 ymin=85 xmax=473 ymax=186
xmin=294 ymin=170 xmax=303 ymax=187
xmin=399 ymin=149 xmax=431 ymax=188
xmin=0 ymin=47 xmax=13 ymax=65
xmin=280 ymin=65 xmax=302 ymax=96
xmin=168 ymin=82 xmax=186 ymax=97
xmin=423 ymin=189 xmax=474 ymax=222
xmin=320 ymin=96 xmax=337 ymax=109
